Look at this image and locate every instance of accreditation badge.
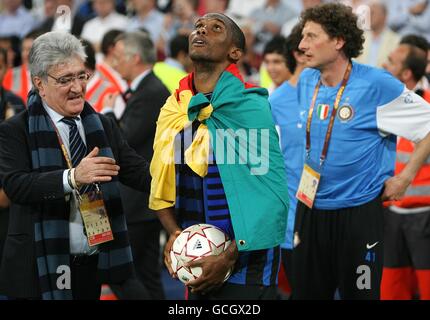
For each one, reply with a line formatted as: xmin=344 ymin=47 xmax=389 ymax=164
xmin=78 ymin=190 xmax=114 ymax=246
xmin=296 ymin=160 xmax=321 ymax=209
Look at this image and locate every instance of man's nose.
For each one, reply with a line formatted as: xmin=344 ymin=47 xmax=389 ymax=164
xmin=70 ymin=78 xmax=83 ymax=92
xmin=196 ymin=25 xmax=207 ymax=35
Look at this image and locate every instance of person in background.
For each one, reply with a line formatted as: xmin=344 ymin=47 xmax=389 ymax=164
xmin=269 ymin=23 xmax=307 ymax=299
xmin=261 ymin=35 xmax=291 ymax=94
xmin=382 ymin=38 xmax=430 ymax=300
xmin=81 ymin=39 xmax=118 ymax=113
xmin=3 ymin=30 xmax=42 ymax=105
xmin=102 ymin=31 xmax=170 ymax=300
xmin=153 ymin=34 xmax=191 ymax=93
xmin=355 ymin=0 xmax=400 ymax=68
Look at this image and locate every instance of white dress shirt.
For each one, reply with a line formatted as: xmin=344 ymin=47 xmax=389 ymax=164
xmin=43 ymin=102 xmax=98 ymax=255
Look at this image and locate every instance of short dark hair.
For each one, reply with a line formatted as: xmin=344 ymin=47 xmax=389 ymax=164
xmin=300 ymin=3 xmax=364 ymax=59
xmin=403 ymin=44 xmax=427 ymax=82
xmin=284 ymin=24 xmax=303 ymax=74
xmin=204 ymin=13 xmax=246 ymax=51
xmin=81 ymin=39 xmax=96 ymax=71
xmin=101 ymin=29 xmax=123 ymax=56
xmin=169 ymin=35 xmax=189 ymax=58
xmin=400 ymin=34 xmax=429 ymax=53
xmin=263 ymin=35 xmax=286 ymax=57
xmin=0 ymin=47 xmax=7 ymax=65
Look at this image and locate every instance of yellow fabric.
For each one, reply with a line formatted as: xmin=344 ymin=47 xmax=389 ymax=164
xmin=149 ymin=90 xmax=213 ymax=210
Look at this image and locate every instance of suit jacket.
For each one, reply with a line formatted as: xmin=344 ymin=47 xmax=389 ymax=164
xmin=115 ymin=71 xmax=170 ymax=223
xmin=0 ymin=110 xmax=151 ymax=298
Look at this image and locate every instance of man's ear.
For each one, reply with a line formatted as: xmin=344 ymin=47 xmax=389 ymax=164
xmin=401 ymin=68 xmax=413 ymax=82
xmin=228 ymin=47 xmax=243 ymax=63
xmin=33 ymin=77 xmax=45 ymax=97
xmin=334 ymin=37 xmax=346 ymax=52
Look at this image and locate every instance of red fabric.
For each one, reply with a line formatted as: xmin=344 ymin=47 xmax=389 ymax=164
xmin=381 ymin=267 xmax=415 ymax=300
xmin=415 ymin=270 xmax=430 ymax=300
xmin=278 ymin=263 xmax=291 ymax=294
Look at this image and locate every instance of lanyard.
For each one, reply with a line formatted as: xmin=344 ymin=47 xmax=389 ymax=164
xmin=49 ymin=117 xmax=74 ymax=169
xmin=306 ymin=62 xmax=352 ymax=166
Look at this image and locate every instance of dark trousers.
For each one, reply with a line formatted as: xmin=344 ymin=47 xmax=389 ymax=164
xmin=188 ymin=283 xmax=278 ymax=300
xmin=70 ymin=254 xmax=101 ymax=300
xmin=111 ymin=220 xmax=165 ymax=299
xmin=292 ymin=197 xmax=384 ymax=300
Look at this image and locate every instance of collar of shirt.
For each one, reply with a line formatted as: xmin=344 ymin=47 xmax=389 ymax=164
xmin=42 ymin=100 xmax=82 ymax=126
xmin=130 ymin=69 xmax=151 ymax=91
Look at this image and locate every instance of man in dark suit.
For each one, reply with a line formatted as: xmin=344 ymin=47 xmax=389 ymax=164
xmin=102 ymin=31 xmax=170 ymax=300
xmin=0 ymin=47 xmax=25 ymax=268
xmin=0 ymin=31 xmax=151 ymax=300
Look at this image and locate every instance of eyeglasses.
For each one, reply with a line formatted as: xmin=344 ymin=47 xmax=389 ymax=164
xmin=48 ymin=72 xmax=90 ymax=87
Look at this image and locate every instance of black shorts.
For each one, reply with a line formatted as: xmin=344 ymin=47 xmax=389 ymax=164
xmin=384 ymin=208 xmax=430 ymax=269
xmin=292 ymin=197 xmax=384 ymax=300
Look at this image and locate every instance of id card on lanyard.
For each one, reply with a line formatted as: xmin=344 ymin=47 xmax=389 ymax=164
xmin=52 ymin=118 xmax=114 ymax=246
xmin=78 ymin=187 xmax=114 ymax=246
xmin=296 ymin=63 xmax=352 ymax=208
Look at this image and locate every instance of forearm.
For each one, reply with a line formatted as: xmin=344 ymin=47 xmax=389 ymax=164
xmin=157 ymin=207 xmax=181 ymax=235
xmin=399 ymin=132 xmax=430 ymax=182
xmin=0 ymin=188 xmax=9 ymax=208
xmin=2 ymin=170 xmax=65 ymax=204
xmin=221 ymin=240 xmax=239 ymax=269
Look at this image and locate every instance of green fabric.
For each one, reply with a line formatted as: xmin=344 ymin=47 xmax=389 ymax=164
xmin=187 ymin=71 xmax=289 ymax=251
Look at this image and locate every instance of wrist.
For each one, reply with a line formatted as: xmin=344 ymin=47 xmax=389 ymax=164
xmin=70 ymin=168 xmax=80 ymax=189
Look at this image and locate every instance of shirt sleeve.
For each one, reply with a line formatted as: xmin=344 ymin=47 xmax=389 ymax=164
xmin=63 ymin=169 xmax=73 ymax=194
xmin=377 ymin=87 xmax=430 ymax=142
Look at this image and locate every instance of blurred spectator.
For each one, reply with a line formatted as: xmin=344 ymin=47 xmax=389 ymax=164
xmin=202 ymin=0 xmax=229 ymax=14
xmin=102 ymin=31 xmax=170 ymax=300
xmin=159 ymin=0 xmax=198 ymax=55
xmin=281 ymin=0 xmax=322 ymax=37
xmin=153 ymin=34 xmax=190 ymax=93
xmin=81 ymin=39 xmax=118 ymax=112
xmin=381 ymin=40 xmax=430 ymax=300
xmin=2 ymin=30 xmax=42 ymax=105
xmin=237 ymin=20 xmax=260 ymax=85
xmin=128 ymin=0 xmax=165 ymax=44
xmin=81 ymin=0 xmax=129 ymax=51
xmin=96 ymin=29 xmax=127 ymax=118
xmin=38 ymin=0 xmax=88 ymax=37
xmin=0 ymin=47 xmax=25 ymax=272
xmin=227 ymin=0 xmax=262 ymax=20
xmin=356 ymin=0 xmax=400 ymax=67
xmin=399 ymin=34 xmax=430 ymax=91
xmin=261 ymin=35 xmax=291 ymax=94
xmin=0 ymin=0 xmax=38 ymax=38
xmin=399 ymin=0 xmax=430 ymax=43
xmin=250 ymin=0 xmax=297 ymax=54
xmin=0 ymin=37 xmax=16 ymax=68
xmin=386 ymin=0 xmax=423 ymax=32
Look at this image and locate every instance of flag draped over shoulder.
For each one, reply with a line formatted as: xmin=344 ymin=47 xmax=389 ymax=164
xmin=149 ymin=64 xmax=289 ymax=251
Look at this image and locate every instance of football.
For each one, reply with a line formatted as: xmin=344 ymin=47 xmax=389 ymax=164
xmin=170 ymin=223 xmax=232 ymax=284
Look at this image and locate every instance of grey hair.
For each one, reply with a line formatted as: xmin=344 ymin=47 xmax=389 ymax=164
xmin=29 ymin=31 xmax=87 ymax=79
xmin=117 ymin=31 xmax=156 ymax=65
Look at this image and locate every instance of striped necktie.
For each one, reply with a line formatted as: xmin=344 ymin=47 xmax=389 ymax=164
xmin=61 ymin=117 xmax=93 ymax=194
